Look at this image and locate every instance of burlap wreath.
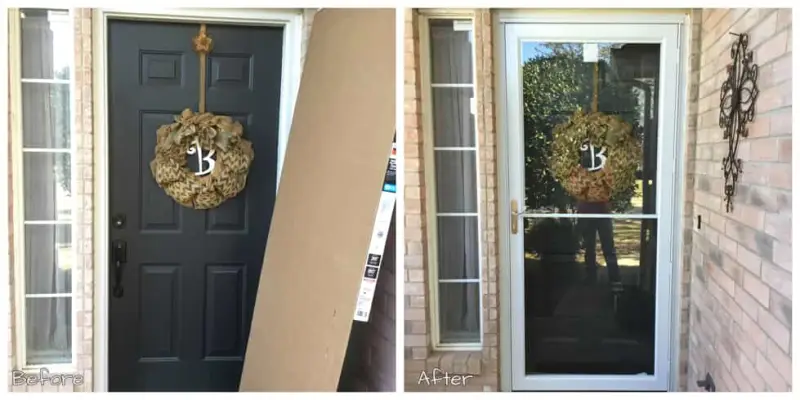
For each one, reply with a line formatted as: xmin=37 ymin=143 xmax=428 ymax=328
xmin=150 ymin=109 xmax=254 ymax=209
xmin=549 ymin=110 xmax=640 ymax=202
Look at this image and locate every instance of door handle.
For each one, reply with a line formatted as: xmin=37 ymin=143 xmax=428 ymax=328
xmin=111 ymin=240 xmax=127 ymax=298
xmin=511 ymin=199 xmax=521 ymax=235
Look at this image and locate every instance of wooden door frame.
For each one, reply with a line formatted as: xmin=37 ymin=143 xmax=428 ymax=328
xmin=492 ymin=9 xmax=692 ymax=392
xmin=92 ymin=8 xmax=303 ymax=392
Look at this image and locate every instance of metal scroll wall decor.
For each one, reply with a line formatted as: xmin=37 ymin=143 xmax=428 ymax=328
xmin=719 ymin=33 xmax=759 ymax=213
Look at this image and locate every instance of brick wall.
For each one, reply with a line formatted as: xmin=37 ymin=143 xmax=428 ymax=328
xmin=472 ymin=9 xmax=501 ymax=391
xmin=339 ymin=214 xmax=396 ymax=392
xmin=72 ymin=8 xmax=95 ymax=391
xmin=402 ymin=5 xmax=429 ymax=375
xmin=676 ymin=9 xmax=703 ymax=391
xmin=685 ymin=8 xmax=792 ymax=392
xmin=403 ymin=9 xmax=500 ymax=392
xmin=7 ymin=8 xmax=317 ymax=392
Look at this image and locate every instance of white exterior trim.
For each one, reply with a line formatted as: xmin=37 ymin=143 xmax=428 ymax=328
xmin=496 ymin=9 xmax=690 ymax=24
xmin=492 ymin=10 xmax=513 ymax=391
xmin=669 ymin=13 xmax=693 ymax=392
xmin=0 ymin=5 xmax=8 ymax=385
xmin=92 ymin=8 xmax=303 ymax=391
xmin=7 ymin=7 xmax=25 ymax=373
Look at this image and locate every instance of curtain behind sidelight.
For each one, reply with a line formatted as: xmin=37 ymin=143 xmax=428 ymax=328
xmin=429 ymin=20 xmax=481 ymax=344
xmin=21 ymin=9 xmax=72 ymax=365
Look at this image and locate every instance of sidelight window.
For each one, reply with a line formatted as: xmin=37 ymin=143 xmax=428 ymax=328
xmin=421 ymin=17 xmax=482 ymax=348
xmin=12 ymin=8 xmax=76 ymax=367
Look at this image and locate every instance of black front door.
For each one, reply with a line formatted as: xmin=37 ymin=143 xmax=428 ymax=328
xmin=107 ymin=19 xmax=284 ymax=392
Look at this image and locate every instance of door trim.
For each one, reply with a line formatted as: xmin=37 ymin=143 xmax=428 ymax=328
xmin=494 ymin=10 xmax=691 ymax=392
xmin=92 ymin=8 xmax=303 ymax=392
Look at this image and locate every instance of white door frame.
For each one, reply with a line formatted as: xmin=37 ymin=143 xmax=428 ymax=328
xmin=495 ymin=11 xmax=690 ymax=392
xmin=92 ymin=8 xmax=303 ymax=391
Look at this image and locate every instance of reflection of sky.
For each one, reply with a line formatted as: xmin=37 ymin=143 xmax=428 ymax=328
xmin=49 ymin=11 xmax=71 ymax=75
xmin=522 ymin=42 xmax=555 ymax=62
xmin=522 ymin=42 xmax=614 ymax=64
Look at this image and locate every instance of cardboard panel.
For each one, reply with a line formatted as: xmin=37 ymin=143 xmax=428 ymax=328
xmin=239 ymin=8 xmax=396 ymax=392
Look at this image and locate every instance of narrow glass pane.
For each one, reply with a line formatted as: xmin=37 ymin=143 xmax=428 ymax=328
xmin=436 ymin=216 xmax=479 ymax=280
xmin=21 ymin=9 xmax=71 ymax=80
xmin=25 ymin=224 xmax=73 ymax=295
xmin=26 ymin=297 xmax=72 ymax=365
xmin=522 ymin=217 xmax=657 ymax=375
xmin=22 ymin=82 xmax=71 ymax=148
xmin=431 ymin=87 xmax=475 ymax=147
xmin=520 ymin=42 xmax=660 ymax=214
xmin=434 ymin=150 xmax=477 ymax=213
xmin=438 ymin=282 xmax=481 ymax=344
xmin=429 ymin=19 xmax=473 ymax=84
xmin=23 ymin=152 xmax=72 ymax=221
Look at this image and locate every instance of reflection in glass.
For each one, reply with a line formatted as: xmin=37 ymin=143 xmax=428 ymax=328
xmin=429 ymin=19 xmax=473 ymax=84
xmin=26 ymin=298 xmax=72 ymax=365
xmin=523 ymin=217 xmax=657 ymax=375
xmin=520 ymin=42 xmax=661 ymax=214
xmin=435 ymin=151 xmax=477 ymax=212
xmin=23 ymin=153 xmax=73 ymax=221
xmin=439 ymin=282 xmax=481 ymax=344
xmin=21 ymin=9 xmax=71 ymax=80
xmin=432 ymin=87 xmax=475 ymax=147
xmin=25 ymin=224 xmax=73 ymax=294
xmin=22 ymin=83 xmax=71 ymax=148
xmin=437 ymin=216 xmax=480 ymax=280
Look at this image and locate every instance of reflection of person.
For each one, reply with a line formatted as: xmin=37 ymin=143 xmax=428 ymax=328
xmin=578 ymin=201 xmax=622 ymax=292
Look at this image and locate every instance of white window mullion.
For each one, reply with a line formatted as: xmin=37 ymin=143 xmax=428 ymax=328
xmin=430 ymin=83 xmax=474 ymax=88
xmin=520 ymin=213 xmax=660 ymax=220
xmin=21 ymin=78 xmax=70 ymax=85
xmin=438 ymin=279 xmax=481 ymax=284
xmin=432 ymin=146 xmax=477 ymax=151
xmin=22 ymin=148 xmax=72 ymax=153
xmin=436 ymin=212 xmax=479 ymax=217
xmin=23 ymin=220 xmax=73 ymax=225
xmin=24 ymin=293 xmax=73 ymax=299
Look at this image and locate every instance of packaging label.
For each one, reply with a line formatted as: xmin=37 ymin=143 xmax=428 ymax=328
xmin=354 ymin=136 xmax=396 ymax=322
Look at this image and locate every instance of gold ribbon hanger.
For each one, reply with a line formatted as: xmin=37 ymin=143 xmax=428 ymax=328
xmin=192 ymin=23 xmax=213 ymax=113
xmin=592 ymin=56 xmax=599 ymax=113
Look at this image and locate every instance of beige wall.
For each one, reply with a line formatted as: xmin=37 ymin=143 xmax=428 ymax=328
xmin=7 ymin=8 xmax=318 ymax=392
xmin=403 ymin=8 xmax=792 ymax=392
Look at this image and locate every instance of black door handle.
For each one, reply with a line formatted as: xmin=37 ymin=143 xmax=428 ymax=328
xmin=112 ymin=240 xmax=127 ymax=298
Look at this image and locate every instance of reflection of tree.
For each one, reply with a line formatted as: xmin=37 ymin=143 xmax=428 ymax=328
xmin=54 ymin=66 xmax=71 ymax=195
xmin=522 ymin=43 xmax=642 ymax=214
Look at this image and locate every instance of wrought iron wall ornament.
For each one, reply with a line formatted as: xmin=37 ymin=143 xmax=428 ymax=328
xmin=719 ymin=33 xmax=759 ymax=213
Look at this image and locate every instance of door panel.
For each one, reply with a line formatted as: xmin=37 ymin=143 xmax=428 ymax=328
xmin=108 ymin=19 xmax=284 ymax=391
xmin=504 ymin=23 xmax=680 ymax=392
